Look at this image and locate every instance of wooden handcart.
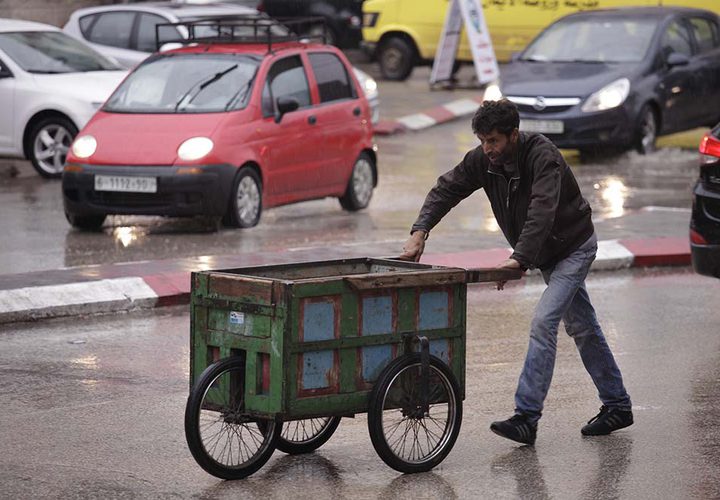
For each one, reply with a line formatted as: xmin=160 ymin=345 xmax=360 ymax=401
xmin=184 ymin=258 xmax=521 ymax=479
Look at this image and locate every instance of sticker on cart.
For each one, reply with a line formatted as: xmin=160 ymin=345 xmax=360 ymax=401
xmin=229 ymin=311 xmax=245 ymax=325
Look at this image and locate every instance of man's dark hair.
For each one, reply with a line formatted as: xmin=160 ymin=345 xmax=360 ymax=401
xmin=472 ymin=98 xmax=520 ymax=136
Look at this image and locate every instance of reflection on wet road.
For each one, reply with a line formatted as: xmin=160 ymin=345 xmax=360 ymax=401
xmin=0 ymin=269 xmax=718 ymax=498
xmin=0 ymin=121 xmax=700 ymax=275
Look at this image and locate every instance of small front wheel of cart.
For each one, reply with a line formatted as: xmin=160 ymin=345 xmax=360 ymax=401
xmin=368 ymin=354 xmax=462 ymax=474
xmin=185 ymin=357 xmax=279 ymax=480
xmin=275 ymin=417 xmax=342 ymax=455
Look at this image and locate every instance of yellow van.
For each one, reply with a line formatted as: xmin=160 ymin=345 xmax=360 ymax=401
xmin=361 ymin=0 xmax=720 ymax=80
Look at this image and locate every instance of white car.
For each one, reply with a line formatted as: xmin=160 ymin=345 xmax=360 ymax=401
xmin=0 ymin=19 xmax=127 ymax=178
xmin=63 ymin=1 xmax=380 ymax=123
xmin=63 ymin=1 xmax=263 ymax=69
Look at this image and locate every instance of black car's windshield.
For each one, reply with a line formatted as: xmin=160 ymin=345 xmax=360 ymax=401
xmin=0 ymin=31 xmax=120 ymax=73
xmin=521 ymin=18 xmax=657 ymax=63
xmin=104 ymin=54 xmax=259 ymax=113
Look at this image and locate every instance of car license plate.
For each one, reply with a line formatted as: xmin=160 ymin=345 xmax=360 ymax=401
xmin=94 ymin=175 xmax=157 ymax=193
xmin=520 ymin=119 xmax=564 ymax=134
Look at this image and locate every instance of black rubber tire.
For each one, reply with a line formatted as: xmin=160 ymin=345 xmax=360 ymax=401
xmin=367 ymin=354 xmax=463 ymax=474
xmin=28 ymin=116 xmax=77 ymax=179
xmin=184 ymin=357 xmax=279 ymax=480
xmin=64 ymin=212 xmax=106 ymax=231
xmin=378 ymin=36 xmax=415 ymax=81
xmin=275 ymin=417 xmax=342 ymax=455
xmin=339 ymin=152 xmax=375 ymax=211
xmin=225 ymin=167 xmax=262 ymax=228
xmin=635 ymin=104 xmax=658 ymax=155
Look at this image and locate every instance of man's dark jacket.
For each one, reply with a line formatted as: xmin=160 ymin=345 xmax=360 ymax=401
xmin=411 ymin=132 xmax=594 ymax=271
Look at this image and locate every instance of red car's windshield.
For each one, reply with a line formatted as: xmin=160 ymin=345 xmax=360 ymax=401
xmin=104 ymin=53 xmax=260 ymax=114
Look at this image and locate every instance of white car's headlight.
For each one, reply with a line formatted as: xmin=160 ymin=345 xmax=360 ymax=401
xmin=71 ymin=135 xmax=97 ymax=159
xmin=483 ymin=82 xmax=502 ymax=102
xmin=582 ymin=78 xmax=630 ymax=113
xmin=353 ymin=67 xmax=378 ymax=99
xmin=177 ymin=137 xmax=213 ymax=161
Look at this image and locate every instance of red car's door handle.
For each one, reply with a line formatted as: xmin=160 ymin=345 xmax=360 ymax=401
xmin=308 ymin=115 xmax=317 ymax=125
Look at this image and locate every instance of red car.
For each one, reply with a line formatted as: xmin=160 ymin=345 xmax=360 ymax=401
xmin=62 ymin=20 xmax=376 ymax=230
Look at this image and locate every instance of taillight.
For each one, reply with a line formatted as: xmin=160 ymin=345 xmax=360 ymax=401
xmin=690 ymin=228 xmax=708 ymax=245
xmin=699 ymin=133 xmax=720 ymax=165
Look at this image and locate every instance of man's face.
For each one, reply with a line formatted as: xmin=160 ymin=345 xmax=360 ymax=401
xmin=478 ymin=128 xmax=518 ymax=165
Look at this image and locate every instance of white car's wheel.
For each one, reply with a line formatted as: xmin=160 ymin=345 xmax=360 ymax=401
xmin=29 ymin=117 xmax=77 ymax=178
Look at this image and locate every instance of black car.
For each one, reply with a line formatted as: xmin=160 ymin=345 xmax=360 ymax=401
xmin=691 ymin=123 xmax=720 ymax=278
xmin=258 ymin=0 xmax=364 ymax=48
xmin=489 ymin=7 xmax=720 ymax=156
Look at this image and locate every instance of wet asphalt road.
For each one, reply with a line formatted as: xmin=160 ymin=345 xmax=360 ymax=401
xmin=0 ymin=117 xmax=699 ymax=275
xmin=0 ymin=268 xmax=718 ymax=499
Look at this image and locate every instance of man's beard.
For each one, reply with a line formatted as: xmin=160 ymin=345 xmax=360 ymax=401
xmin=489 ymin=148 xmax=512 ymax=165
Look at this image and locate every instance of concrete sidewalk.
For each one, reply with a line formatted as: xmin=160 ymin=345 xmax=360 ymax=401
xmin=0 ymin=237 xmax=691 ymax=324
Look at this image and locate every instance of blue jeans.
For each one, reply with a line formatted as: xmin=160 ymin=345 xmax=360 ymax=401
xmin=514 ymin=233 xmax=631 ymax=424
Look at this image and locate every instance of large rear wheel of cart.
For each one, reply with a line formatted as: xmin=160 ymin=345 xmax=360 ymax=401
xmin=185 ymin=357 xmax=279 ymax=480
xmin=368 ymin=354 xmax=462 ymax=474
xmin=273 ymin=417 xmax=342 ymax=455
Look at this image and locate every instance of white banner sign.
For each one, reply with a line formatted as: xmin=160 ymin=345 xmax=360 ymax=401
xmin=430 ymin=0 xmax=463 ymax=84
xmin=430 ymin=0 xmax=499 ymax=86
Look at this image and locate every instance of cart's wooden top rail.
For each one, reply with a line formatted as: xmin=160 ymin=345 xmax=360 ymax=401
xmin=193 ymin=257 xmax=523 ymax=296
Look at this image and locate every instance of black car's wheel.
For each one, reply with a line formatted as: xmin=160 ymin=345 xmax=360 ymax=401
xmin=378 ymin=37 xmax=415 ymax=81
xmin=65 ymin=212 xmax=106 ymax=231
xmin=635 ymin=104 xmax=658 ymax=155
xmin=275 ymin=417 xmax=342 ymax=455
xmin=225 ymin=167 xmax=262 ymax=228
xmin=185 ymin=357 xmax=279 ymax=480
xmin=339 ymin=152 xmax=375 ymax=211
xmin=367 ymin=354 xmax=463 ymax=474
xmin=29 ymin=116 xmax=77 ymax=178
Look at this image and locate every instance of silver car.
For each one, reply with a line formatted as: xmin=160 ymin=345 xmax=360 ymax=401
xmin=63 ymin=1 xmax=379 ymax=123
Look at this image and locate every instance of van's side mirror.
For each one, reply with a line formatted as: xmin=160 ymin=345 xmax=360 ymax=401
xmin=666 ymin=52 xmax=690 ymax=67
xmin=275 ymin=97 xmax=299 ymax=123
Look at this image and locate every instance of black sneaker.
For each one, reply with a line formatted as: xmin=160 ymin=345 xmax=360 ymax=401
xmin=581 ymin=406 xmax=634 ymax=436
xmin=490 ymin=414 xmax=537 ymax=445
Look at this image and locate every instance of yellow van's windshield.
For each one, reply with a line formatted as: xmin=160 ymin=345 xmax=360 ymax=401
xmin=522 ymin=18 xmax=657 ymax=63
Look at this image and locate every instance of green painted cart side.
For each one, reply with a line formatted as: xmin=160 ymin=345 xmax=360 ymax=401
xmin=190 ymin=257 xmax=469 ymax=420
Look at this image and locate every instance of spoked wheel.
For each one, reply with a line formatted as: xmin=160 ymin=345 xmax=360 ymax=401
xmin=29 ymin=117 xmax=77 ymax=178
xmin=275 ymin=417 xmax=342 ymax=455
xmin=185 ymin=357 xmax=279 ymax=479
xmin=368 ymin=354 xmax=462 ymax=474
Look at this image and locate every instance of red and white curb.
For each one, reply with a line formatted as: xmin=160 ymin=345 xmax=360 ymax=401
xmin=0 ymin=237 xmax=691 ymax=324
xmin=374 ymin=96 xmax=486 ymax=135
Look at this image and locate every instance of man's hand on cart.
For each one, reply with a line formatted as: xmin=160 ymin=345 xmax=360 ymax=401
xmin=400 ymin=230 xmax=428 ymax=262
xmin=495 ymin=258 xmax=522 ymax=290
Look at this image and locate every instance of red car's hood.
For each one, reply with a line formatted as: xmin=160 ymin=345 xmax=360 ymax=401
xmin=79 ymin=112 xmax=225 ymax=165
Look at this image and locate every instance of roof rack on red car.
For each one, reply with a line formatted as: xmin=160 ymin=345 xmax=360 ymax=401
xmin=155 ymin=16 xmax=328 ymax=52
